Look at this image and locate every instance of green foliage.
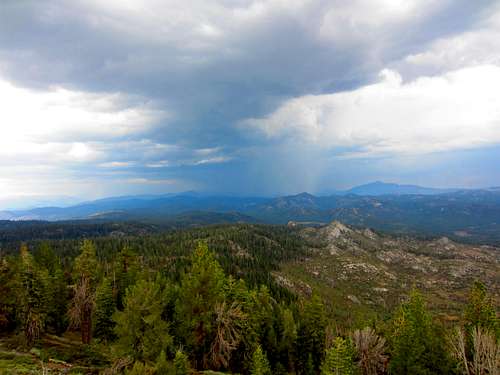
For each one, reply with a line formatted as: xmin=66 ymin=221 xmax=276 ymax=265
xmin=175 ymin=242 xmax=226 ymax=367
xmin=45 ymin=267 xmax=69 ymax=335
xmin=279 ymin=307 xmax=297 ymax=372
xmin=250 ymin=345 xmax=271 ymax=375
xmin=73 ymin=239 xmax=98 ymax=284
xmin=125 ymin=361 xmax=155 ymax=375
xmin=69 ymin=240 xmax=99 ymax=344
xmin=18 ymin=244 xmax=48 ymax=347
xmin=388 ymin=290 xmax=454 ymax=374
xmin=0 ymin=257 xmax=18 ymax=332
xmin=33 ymin=242 xmax=58 ymax=275
xmin=298 ymin=293 xmax=327 ymax=373
xmin=0 ymin=224 xmax=497 ymax=375
xmin=155 ymin=350 xmax=170 ymax=375
xmin=247 ymin=286 xmax=279 ymax=369
xmin=172 ymin=349 xmax=191 ymax=375
xmin=113 ymin=278 xmax=173 ymax=362
xmin=94 ymin=277 xmax=116 ymax=341
xmin=464 ymin=281 xmax=499 ymax=339
xmin=321 ymin=337 xmax=356 ymax=375
xmin=114 ymin=245 xmax=140 ymax=309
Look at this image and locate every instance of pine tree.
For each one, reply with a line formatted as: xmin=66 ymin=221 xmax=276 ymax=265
xmin=69 ymin=240 xmax=98 ymax=344
xmin=114 ymin=245 xmax=139 ymax=309
xmin=45 ymin=267 xmax=69 ymax=335
xmin=73 ymin=240 xmax=99 ymax=284
xmin=34 ymin=242 xmax=58 ymax=275
xmin=304 ymin=354 xmax=315 ymax=375
xmin=18 ymin=245 xmax=48 ymax=347
xmin=280 ymin=307 xmax=297 ymax=372
xmin=250 ymin=345 xmax=271 ymax=375
xmin=125 ymin=361 xmax=155 ymax=375
xmin=248 ymin=286 xmax=279 ymax=369
xmin=94 ymin=277 xmax=116 ymax=341
xmin=298 ymin=293 xmax=327 ymax=373
xmin=113 ymin=278 xmax=172 ymax=362
xmin=172 ymin=349 xmax=191 ymax=375
xmin=321 ymin=337 xmax=355 ymax=375
xmin=464 ymin=281 xmax=499 ymax=340
xmin=175 ymin=242 xmax=226 ymax=368
xmin=0 ymin=256 xmax=18 ymax=333
xmin=155 ymin=350 xmax=170 ymax=375
xmin=389 ymin=289 xmax=453 ymax=374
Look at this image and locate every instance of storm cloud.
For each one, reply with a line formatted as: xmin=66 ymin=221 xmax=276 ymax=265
xmin=1 ymin=0 xmax=499 ymax=199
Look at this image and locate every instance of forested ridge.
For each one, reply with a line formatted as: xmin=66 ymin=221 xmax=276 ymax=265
xmin=0 ymin=223 xmax=499 ymax=374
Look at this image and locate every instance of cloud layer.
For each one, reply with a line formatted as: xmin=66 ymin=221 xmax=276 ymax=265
xmin=0 ymin=0 xmax=500 ymax=198
xmin=245 ymin=65 xmax=500 ymax=157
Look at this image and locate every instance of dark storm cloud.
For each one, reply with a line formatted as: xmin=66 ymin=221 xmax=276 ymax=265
xmin=0 ymin=0 xmax=499 ymax=197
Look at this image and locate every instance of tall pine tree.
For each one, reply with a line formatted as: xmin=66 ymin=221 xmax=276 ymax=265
xmin=113 ymin=277 xmax=172 ymax=362
xmin=69 ymin=240 xmax=98 ymax=344
xmin=94 ymin=277 xmax=116 ymax=341
xmin=389 ymin=289 xmax=453 ymax=374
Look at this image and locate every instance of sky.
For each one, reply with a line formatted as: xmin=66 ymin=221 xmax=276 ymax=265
xmin=1 ymin=0 xmax=500 ymax=204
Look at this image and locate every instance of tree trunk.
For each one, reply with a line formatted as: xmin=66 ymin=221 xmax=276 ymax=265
xmin=81 ymin=310 xmax=92 ymax=344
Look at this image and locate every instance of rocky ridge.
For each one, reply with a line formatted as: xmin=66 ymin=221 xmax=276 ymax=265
xmin=275 ymin=221 xmax=500 ymax=323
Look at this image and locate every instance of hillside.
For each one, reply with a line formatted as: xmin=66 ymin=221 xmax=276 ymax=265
xmin=1 ymin=220 xmax=497 ymax=321
xmin=276 ymin=221 xmax=500 ymax=325
xmin=0 ymin=221 xmax=498 ymax=374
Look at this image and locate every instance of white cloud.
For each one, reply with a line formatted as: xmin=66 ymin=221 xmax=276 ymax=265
xmin=400 ymin=4 xmax=500 ymax=76
xmin=192 ymin=156 xmax=232 ymax=165
xmin=245 ymin=64 xmax=500 ymax=157
xmin=319 ymin=0 xmax=446 ymax=42
xmin=146 ymin=160 xmax=170 ymax=168
xmin=99 ymin=161 xmax=135 ymax=168
xmin=0 ymin=76 xmax=168 ymax=164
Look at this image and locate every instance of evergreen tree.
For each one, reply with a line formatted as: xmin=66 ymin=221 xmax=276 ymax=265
xmin=45 ymin=267 xmax=69 ymax=335
xmin=69 ymin=240 xmax=98 ymax=344
xmin=250 ymin=345 xmax=271 ymax=375
xmin=172 ymin=349 xmax=191 ymax=375
xmin=389 ymin=289 xmax=453 ymax=374
xmin=94 ymin=277 xmax=116 ymax=341
xmin=34 ymin=242 xmax=58 ymax=275
xmin=0 ymin=257 xmax=19 ymax=332
xmin=248 ymin=286 xmax=279 ymax=369
xmin=321 ymin=337 xmax=356 ymax=375
xmin=125 ymin=361 xmax=155 ymax=375
xmin=277 ymin=306 xmax=297 ymax=372
xmin=298 ymin=293 xmax=327 ymax=373
xmin=114 ymin=245 xmax=140 ymax=309
xmin=18 ymin=245 xmax=48 ymax=347
xmin=114 ymin=278 xmax=173 ymax=362
xmin=175 ymin=242 xmax=226 ymax=368
xmin=464 ymin=281 xmax=499 ymax=340
xmin=73 ymin=240 xmax=99 ymax=284
xmin=304 ymin=354 xmax=315 ymax=375
xmin=155 ymin=350 xmax=170 ymax=375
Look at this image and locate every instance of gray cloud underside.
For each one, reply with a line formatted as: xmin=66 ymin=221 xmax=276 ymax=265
xmin=1 ymin=0 xmax=499 ymax=196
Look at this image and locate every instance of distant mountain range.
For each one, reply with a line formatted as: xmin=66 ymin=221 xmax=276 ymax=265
xmin=2 ymin=182 xmax=500 ymax=243
xmin=342 ymin=181 xmax=459 ymax=196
